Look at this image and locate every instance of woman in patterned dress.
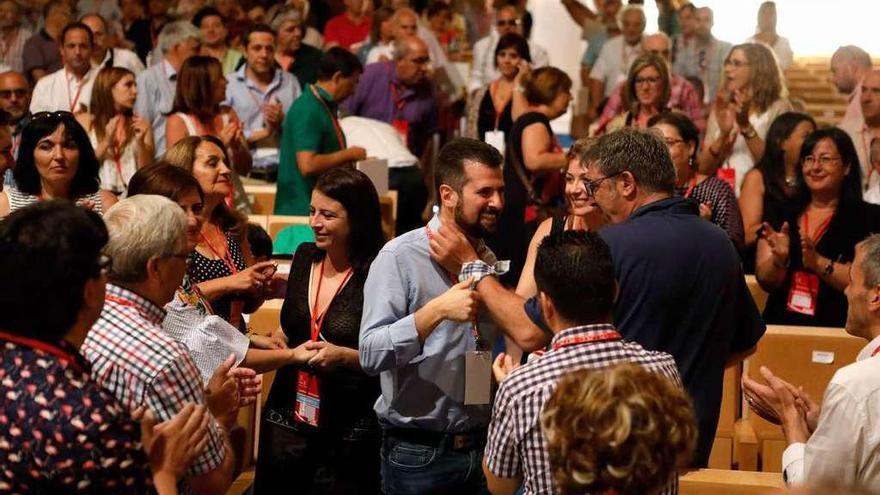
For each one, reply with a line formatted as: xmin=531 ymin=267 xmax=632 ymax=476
xmin=0 ymin=110 xmax=117 ymax=216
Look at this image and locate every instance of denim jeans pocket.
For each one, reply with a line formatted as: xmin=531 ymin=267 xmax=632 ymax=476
xmin=386 ymin=440 xmax=439 ymax=470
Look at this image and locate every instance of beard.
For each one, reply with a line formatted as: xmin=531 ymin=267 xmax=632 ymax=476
xmin=454 ymin=201 xmax=501 ymax=239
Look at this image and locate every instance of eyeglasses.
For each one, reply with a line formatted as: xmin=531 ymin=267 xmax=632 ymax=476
xmin=648 ymin=49 xmax=670 ymax=58
xmin=98 ymin=252 xmax=113 ymax=276
xmin=635 ymin=76 xmax=661 ymax=85
xmin=723 ymin=59 xmax=750 ymax=68
xmin=664 ymin=138 xmax=685 ymax=147
xmin=803 ymin=154 xmax=842 ymax=167
xmin=582 ymin=171 xmax=623 ymax=198
xmin=496 ymin=19 xmax=520 ymax=27
xmin=0 ymin=89 xmax=28 ymax=98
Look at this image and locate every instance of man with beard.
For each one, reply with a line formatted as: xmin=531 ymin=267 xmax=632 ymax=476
xmin=29 ymin=22 xmax=98 ymax=113
xmin=360 ymin=138 xmax=540 ymax=494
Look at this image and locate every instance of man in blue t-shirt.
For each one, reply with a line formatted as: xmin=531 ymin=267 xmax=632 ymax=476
xmin=581 ymin=128 xmax=765 ymax=467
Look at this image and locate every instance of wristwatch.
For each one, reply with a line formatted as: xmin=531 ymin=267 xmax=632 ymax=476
xmin=823 ymin=259 xmax=835 ymax=276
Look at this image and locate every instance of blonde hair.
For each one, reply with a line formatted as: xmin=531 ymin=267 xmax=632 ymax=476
xmin=728 ymin=42 xmax=788 ymax=112
xmin=541 ymin=363 xmax=697 ymax=495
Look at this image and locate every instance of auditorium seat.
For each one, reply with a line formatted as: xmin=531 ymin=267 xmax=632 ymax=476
xmin=244 ymin=183 xmax=277 ymax=215
xmin=680 ymin=469 xmax=784 ymax=495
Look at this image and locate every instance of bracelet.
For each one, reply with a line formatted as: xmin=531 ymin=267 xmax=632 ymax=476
xmin=741 ymin=126 xmax=758 ymax=139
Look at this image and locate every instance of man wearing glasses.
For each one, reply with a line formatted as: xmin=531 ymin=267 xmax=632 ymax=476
xmin=467 ymin=5 xmax=548 ymax=94
xmin=582 ymin=128 xmax=765 ymax=468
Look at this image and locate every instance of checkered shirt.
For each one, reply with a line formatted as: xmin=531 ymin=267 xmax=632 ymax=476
xmin=81 ymin=284 xmax=226 ymax=477
xmin=484 ymin=324 xmax=683 ymax=495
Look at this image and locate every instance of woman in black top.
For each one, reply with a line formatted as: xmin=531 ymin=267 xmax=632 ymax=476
xmin=465 ymin=32 xmax=530 ymax=141
xmin=758 ymin=128 xmax=880 ymax=327
xmin=491 ymin=66 xmax=571 ymax=286
xmin=255 ymin=167 xmax=385 ymax=495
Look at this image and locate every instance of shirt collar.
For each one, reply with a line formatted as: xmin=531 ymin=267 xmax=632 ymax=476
xmin=427 ymin=214 xmax=497 ymax=265
xmin=857 ymin=334 xmax=880 ymax=361
xmin=105 ymin=283 xmax=167 ymax=325
xmin=237 ymin=64 xmax=281 ymax=92
xmin=161 ymin=58 xmax=177 ymax=81
xmin=629 ymin=196 xmax=697 ymax=220
xmin=550 ymin=323 xmax=620 ymax=348
xmin=312 ymin=83 xmax=336 ymax=105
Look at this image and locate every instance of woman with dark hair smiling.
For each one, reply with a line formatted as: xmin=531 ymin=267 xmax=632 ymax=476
xmin=0 ymin=111 xmax=117 ymax=216
xmin=255 ymin=167 xmax=385 ymax=494
xmin=758 ymin=128 xmax=880 ymax=327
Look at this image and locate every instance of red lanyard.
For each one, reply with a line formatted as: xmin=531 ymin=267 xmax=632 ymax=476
xmin=310 ymin=84 xmax=346 ymax=149
xmin=66 ymin=70 xmax=85 ymax=112
xmin=199 ymin=230 xmax=239 ymax=274
xmin=552 ymin=330 xmax=622 ymax=351
xmin=801 ymin=209 xmax=834 ymax=244
xmin=309 ymin=258 xmax=353 ymax=341
xmin=390 ymin=82 xmax=407 ymax=114
xmin=871 ymin=345 xmax=880 ymax=357
xmin=684 ymin=176 xmax=697 ymax=198
xmin=0 ymin=329 xmax=84 ymax=373
xmin=111 ymin=117 xmax=128 ymax=186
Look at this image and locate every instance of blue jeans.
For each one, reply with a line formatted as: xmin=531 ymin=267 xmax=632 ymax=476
xmin=381 ymin=432 xmax=489 ymax=495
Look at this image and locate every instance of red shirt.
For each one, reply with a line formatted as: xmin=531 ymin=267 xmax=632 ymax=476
xmin=323 ymin=13 xmax=371 ymax=50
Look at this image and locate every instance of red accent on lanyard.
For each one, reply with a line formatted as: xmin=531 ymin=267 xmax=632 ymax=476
xmin=0 ymin=329 xmax=84 ymax=372
xmin=310 ymin=84 xmax=346 ymax=150
xmin=309 ymin=258 xmax=353 ymax=342
xmin=552 ymin=330 xmax=622 ymax=351
xmin=871 ymin=345 xmax=880 ymax=357
xmin=66 ymin=70 xmax=86 ymax=112
xmin=684 ymin=176 xmax=697 ymax=198
xmin=105 ymin=294 xmax=141 ymax=308
xmin=199 ymin=230 xmax=240 ymax=274
xmin=802 ymin=209 xmax=834 ymax=244
xmin=111 ymin=117 xmax=128 ymax=186
xmin=390 ymin=82 xmax=407 ymax=115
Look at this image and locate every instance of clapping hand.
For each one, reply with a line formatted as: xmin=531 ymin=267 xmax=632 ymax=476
xmin=761 ymin=221 xmax=790 ymax=267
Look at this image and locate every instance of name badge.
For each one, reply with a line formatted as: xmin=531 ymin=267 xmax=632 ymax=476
xmin=787 ymin=271 xmax=819 ymax=316
xmin=392 ymin=119 xmax=409 ymax=147
xmin=294 ymin=370 xmax=321 ymax=427
xmin=717 ymin=168 xmax=736 ymax=193
xmin=463 ymin=351 xmax=492 ymax=405
xmin=484 ymin=130 xmax=505 ymax=155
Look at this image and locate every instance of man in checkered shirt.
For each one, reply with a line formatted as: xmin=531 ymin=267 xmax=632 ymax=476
xmin=81 ymin=195 xmax=238 ymax=494
xmin=482 ymin=230 xmax=684 ymax=495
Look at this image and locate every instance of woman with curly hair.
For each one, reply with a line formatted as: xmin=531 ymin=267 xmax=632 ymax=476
xmin=698 ymin=42 xmax=791 ymax=195
xmin=541 ymin=362 xmax=698 ymax=495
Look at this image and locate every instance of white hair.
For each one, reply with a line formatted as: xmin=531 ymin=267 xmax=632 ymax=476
xmin=617 ymin=3 xmax=646 ymax=30
xmin=157 ymin=20 xmax=201 ymax=54
xmin=103 ymin=195 xmax=187 ymax=283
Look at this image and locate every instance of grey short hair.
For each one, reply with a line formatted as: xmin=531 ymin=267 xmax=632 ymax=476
xmin=104 ymin=195 xmax=187 ymax=283
xmin=833 ymin=45 xmax=873 ymax=70
xmin=271 ymin=6 xmax=302 ymax=32
xmin=860 ymin=234 xmax=880 ymax=289
xmin=580 ymin=128 xmax=676 ymax=194
xmin=617 ymin=3 xmax=646 ymax=30
xmin=157 ymin=20 xmax=201 ymax=55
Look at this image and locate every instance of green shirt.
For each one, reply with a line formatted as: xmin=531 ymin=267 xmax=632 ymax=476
xmin=275 ymin=84 xmax=345 ymax=215
xmin=222 ymin=48 xmax=243 ymax=75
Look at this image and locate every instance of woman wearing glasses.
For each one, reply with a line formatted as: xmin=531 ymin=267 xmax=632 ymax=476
xmin=599 ymin=53 xmax=671 ymax=135
xmin=757 ymin=128 xmax=880 ymax=327
xmin=697 ymin=42 xmax=791 ymax=195
xmin=0 ymin=111 xmax=117 ymax=217
xmin=650 ymin=111 xmax=744 ymax=253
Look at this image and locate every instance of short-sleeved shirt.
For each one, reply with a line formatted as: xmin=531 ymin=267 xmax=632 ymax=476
xmin=484 ymin=324 xmax=681 ymax=494
xmin=22 ymin=30 xmax=61 ymax=78
xmin=81 ymin=284 xmax=227 ymax=478
xmin=343 ymin=61 xmax=438 ymax=157
xmin=0 ymin=331 xmax=153 ymax=493
xmin=322 ymin=13 xmax=371 ymax=51
xmin=275 ymin=84 xmax=345 ymax=215
xmin=598 ymin=197 xmax=766 ymax=467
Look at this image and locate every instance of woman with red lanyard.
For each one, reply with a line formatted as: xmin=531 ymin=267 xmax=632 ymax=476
xmin=491 ymin=66 xmax=571 ymax=288
xmin=758 ymin=128 xmax=880 ymax=327
xmin=651 ymin=112 xmax=745 ymax=253
xmin=80 ymin=67 xmax=155 ymax=196
xmin=254 ymin=167 xmax=385 ymax=494
xmin=465 ymin=32 xmax=530 ymax=142
xmin=163 ymin=135 xmax=276 ymax=331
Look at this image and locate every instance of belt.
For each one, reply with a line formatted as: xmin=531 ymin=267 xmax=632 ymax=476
xmin=385 ymin=427 xmax=487 ymax=451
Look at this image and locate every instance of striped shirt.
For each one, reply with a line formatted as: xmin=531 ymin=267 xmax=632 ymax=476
xmin=484 ymin=324 xmax=683 ymax=495
xmin=81 ymin=283 xmax=226 ymax=477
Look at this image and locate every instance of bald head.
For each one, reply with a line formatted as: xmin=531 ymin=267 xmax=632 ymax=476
xmin=80 ymin=14 xmax=109 ymax=51
xmin=643 ymin=33 xmax=671 ymax=63
xmin=861 ymin=69 xmax=880 ymax=123
xmin=394 ymin=36 xmax=430 ymax=86
xmin=832 ymin=46 xmax=873 ymax=94
xmin=0 ymin=71 xmax=30 ymax=120
xmin=393 ymin=7 xmax=418 ymax=38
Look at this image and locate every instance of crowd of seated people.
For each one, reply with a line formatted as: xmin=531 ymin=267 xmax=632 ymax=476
xmin=0 ymin=0 xmax=879 ymax=494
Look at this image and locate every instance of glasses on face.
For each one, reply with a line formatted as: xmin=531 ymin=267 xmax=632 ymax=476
xmin=723 ymin=59 xmax=750 ymax=68
xmin=0 ymin=89 xmax=27 ymax=99
xmin=582 ymin=171 xmax=623 ymax=198
xmin=496 ymin=19 xmax=520 ymax=27
xmin=648 ymin=49 xmax=670 ymax=58
xmin=98 ymin=252 xmax=113 ymax=276
xmin=664 ymin=138 xmax=684 ymax=147
xmin=803 ymin=154 xmax=842 ymax=167
xmin=635 ymin=76 xmax=661 ymax=85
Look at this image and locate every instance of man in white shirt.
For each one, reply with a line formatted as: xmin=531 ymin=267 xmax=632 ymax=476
xmin=467 ymin=5 xmax=548 ymax=94
xmin=743 ymin=234 xmax=880 ymax=492
xmin=831 ymin=45 xmax=873 ymax=129
xmin=29 ymin=22 xmax=98 ymax=113
xmin=80 ymin=13 xmax=144 ymax=75
xmin=586 ymin=3 xmax=644 ymax=119
xmin=840 ymin=69 xmax=880 ymax=195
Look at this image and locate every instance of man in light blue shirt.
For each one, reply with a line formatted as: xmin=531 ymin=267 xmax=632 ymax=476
xmin=360 ymin=138 xmax=540 ymax=494
xmin=133 ymin=21 xmax=200 ymax=157
xmin=225 ymin=24 xmax=301 ymax=177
